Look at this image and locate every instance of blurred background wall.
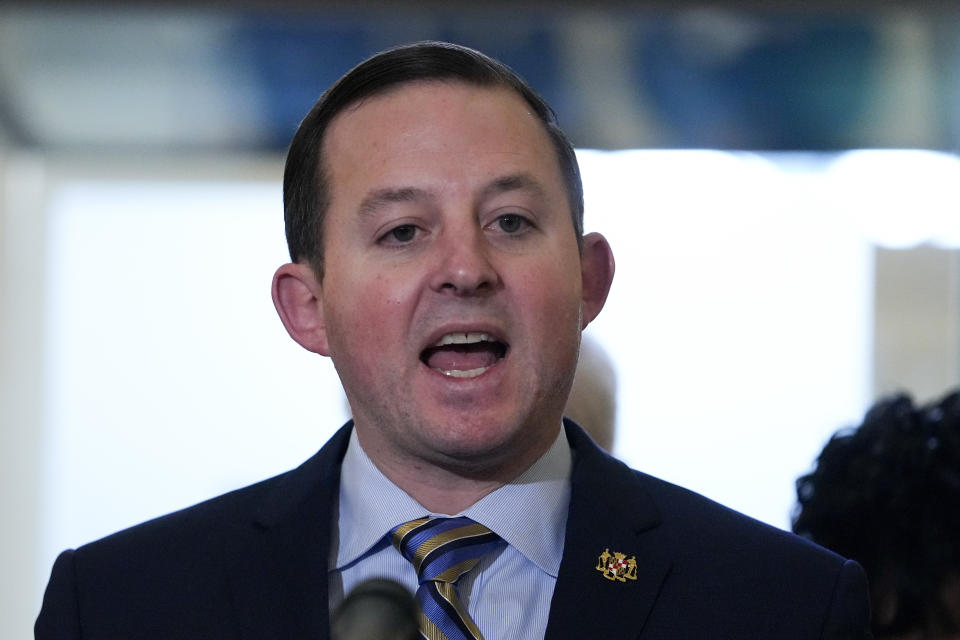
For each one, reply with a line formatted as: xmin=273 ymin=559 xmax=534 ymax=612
xmin=2 ymin=2 xmax=960 ymax=637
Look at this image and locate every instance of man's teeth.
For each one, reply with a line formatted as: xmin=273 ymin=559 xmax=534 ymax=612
xmin=433 ymin=332 xmax=492 ymax=346
xmin=424 ymin=332 xmax=503 ymax=378
xmin=440 ymin=366 xmax=490 ymax=378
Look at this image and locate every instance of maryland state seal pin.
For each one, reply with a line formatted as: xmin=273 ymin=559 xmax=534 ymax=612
xmin=596 ymin=548 xmax=638 ymax=582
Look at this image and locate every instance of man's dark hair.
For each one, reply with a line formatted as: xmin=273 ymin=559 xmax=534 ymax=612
xmin=282 ymin=40 xmax=584 ymax=278
xmin=792 ymin=389 xmax=960 ymax=638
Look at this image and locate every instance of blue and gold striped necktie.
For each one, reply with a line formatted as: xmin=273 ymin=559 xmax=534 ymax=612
xmin=391 ymin=516 xmax=502 ymax=640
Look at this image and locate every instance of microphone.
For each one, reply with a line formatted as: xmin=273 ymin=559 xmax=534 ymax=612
xmin=331 ymin=578 xmax=419 ymax=640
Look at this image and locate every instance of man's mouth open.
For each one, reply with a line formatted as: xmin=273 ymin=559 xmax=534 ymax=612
xmin=420 ymin=332 xmax=509 ymax=378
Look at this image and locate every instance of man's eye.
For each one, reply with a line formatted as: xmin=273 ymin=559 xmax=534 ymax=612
xmin=496 ymin=214 xmax=529 ymax=234
xmin=386 ymin=224 xmax=417 ymax=243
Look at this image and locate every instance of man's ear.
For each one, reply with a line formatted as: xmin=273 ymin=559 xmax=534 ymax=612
xmin=271 ymin=262 xmax=331 ymax=356
xmin=580 ymin=232 xmax=615 ymax=329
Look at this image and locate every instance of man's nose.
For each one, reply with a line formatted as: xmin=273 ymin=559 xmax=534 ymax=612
xmin=429 ymin=227 xmax=500 ymax=296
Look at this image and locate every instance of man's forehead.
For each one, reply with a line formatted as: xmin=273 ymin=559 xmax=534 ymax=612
xmin=321 ymin=80 xmax=558 ymax=184
xmin=326 ymin=80 xmax=540 ymax=147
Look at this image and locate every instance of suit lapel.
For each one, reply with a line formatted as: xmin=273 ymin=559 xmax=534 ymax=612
xmin=544 ymin=421 xmax=672 ymax=640
xmin=227 ymin=424 xmax=352 ymax=639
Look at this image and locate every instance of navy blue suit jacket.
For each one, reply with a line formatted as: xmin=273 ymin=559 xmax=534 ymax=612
xmin=36 ymin=420 xmax=871 ymax=639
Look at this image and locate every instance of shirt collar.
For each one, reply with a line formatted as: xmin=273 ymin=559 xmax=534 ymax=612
xmin=335 ymin=429 xmax=428 ymax=570
xmin=335 ymin=426 xmax=571 ymax=577
xmin=462 ymin=428 xmax=571 ymax=577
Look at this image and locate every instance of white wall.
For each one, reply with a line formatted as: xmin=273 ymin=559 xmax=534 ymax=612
xmin=41 ymin=180 xmax=351 ymax=567
xmin=578 ymin=150 xmax=873 ymax=525
xmin=1 ymin=150 xmax=47 ymax=640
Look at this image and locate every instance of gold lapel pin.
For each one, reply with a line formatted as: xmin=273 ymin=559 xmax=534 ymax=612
xmin=596 ymin=548 xmax=638 ymax=582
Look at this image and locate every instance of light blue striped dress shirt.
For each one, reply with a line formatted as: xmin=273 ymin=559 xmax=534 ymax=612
xmin=329 ymin=426 xmax=572 ymax=640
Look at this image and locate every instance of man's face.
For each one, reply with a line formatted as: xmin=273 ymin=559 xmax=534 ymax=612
xmin=314 ymin=81 xmax=608 ymax=476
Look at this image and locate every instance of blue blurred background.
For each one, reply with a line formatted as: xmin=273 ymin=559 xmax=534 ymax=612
xmin=2 ymin=3 xmax=958 ymax=152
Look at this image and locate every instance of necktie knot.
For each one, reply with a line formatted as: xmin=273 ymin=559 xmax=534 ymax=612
xmin=391 ymin=516 xmax=501 ymax=585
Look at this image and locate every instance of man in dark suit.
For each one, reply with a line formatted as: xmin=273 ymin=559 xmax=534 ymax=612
xmin=36 ymin=41 xmax=871 ymax=639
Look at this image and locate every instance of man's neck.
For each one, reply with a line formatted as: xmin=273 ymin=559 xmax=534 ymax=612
xmin=385 ymin=469 xmax=504 ymax=515
xmin=353 ymin=425 xmax=561 ymax=515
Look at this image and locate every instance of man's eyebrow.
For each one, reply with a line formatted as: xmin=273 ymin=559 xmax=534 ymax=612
xmin=480 ymin=173 xmax=548 ymax=201
xmin=358 ymin=187 xmax=432 ymax=217
xmin=357 ymin=174 xmax=545 ymax=216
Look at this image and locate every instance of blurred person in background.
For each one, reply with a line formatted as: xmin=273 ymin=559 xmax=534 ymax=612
xmin=564 ymin=334 xmax=617 ymax=452
xmin=794 ymin=389 xmax=960 ymax=640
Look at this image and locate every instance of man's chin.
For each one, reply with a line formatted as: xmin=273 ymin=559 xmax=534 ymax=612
xmin=416 ymin=418 xmax=559 ymax=476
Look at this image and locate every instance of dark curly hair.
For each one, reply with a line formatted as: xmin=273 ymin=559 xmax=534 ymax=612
xmin=792 ymin=390 xmax=960 ymax=638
